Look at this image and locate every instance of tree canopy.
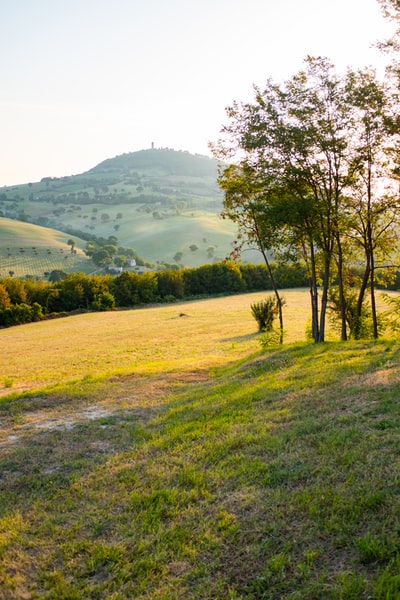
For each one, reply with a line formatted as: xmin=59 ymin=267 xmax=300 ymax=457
xmin=213 ymin=56 xmax=400 ymax=342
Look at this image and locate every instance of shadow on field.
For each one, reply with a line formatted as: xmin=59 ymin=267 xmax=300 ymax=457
xmin=222 ymin=331 xmax=259 ymax=343
xmin=0 ymin=369 xmax=212 ymax=522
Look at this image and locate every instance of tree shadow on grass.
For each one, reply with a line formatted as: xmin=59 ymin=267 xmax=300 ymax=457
xmin=221 ymin=332 xmax=259 ymax=343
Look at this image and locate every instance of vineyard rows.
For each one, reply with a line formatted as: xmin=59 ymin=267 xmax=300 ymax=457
xmin=0 ymin=247 xmax=92 ymax=279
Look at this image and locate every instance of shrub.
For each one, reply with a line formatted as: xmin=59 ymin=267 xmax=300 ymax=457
xmin=259 ymin=328 xmax=285 ymax=348
xmin=251 ymin=297 xmax=278 ymax=331
xmin=111 ymin=272 xmax=141 ymax=306
xmin=156 ymin=270 xmax=184 ymax=300
xmin=0 ymin=284 xmax=11 ymax=310
xmin=91 ymin=292 xmax=116 ymax=311
xmin=328 ymin=287 xmax=383 ymax=339
xmin=0 ymin=302 xmax=44 ymax=327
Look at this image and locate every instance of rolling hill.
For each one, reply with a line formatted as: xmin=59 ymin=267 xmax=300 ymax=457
xmin=0 ymin=148 xmax=258 ymax=269
xmin=0 ymin=219 xmax=93 ymax=279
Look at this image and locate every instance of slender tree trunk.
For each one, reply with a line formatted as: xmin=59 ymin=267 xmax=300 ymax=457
xmin=335 ymin=234 xmax=347 ymax=341
xmin=309 ymin=245 xmax=320 ymax=343
xmin=260 ymin=247 xmax=284 ymax=343
xmin=318 ymin=255 xmax=331 ymax=343
xmin=370 ymin=251 xmax=379 ymax=339
xmin=301 ymin=238 xmax=319 ymax=342
xmin=355 ymin=257 xmax=371 ymax=340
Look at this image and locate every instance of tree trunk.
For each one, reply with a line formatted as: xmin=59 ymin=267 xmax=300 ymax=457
xmin=260 ymin=247 xmax=284 ymax=343
xmin=370 ymin=253 xmax=379 ymax=339
xmin=355 ymin=258 xmax=371 ymax=340
xmin=335 ymin=234 xmax=347 ymax=341
xmin=318 ymin=256 xmax=331 ymax=343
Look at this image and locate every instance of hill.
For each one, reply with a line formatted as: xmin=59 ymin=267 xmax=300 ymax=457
xmin=0 ymin=291 xmax=399 ymax=598
xmin=0 ymin=148 xmax=252 ymax=268
xmin=0 ymin=218 xmax=93 ymax=278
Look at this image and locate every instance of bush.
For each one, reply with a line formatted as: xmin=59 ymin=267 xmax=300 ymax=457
xmin=259 ymin=328 xmax=285 ymax=348
xmin=91 ymin=292 xmax=116 ymax=311
xmin=0 ymin=302 xmax=44 ymax=328
xmin=251 ymin=297 xmax=278 ymax=331
xmin=156 ymin=270 xmax=184 ymax=300
xmin=111 ymin=272 xmax=141 ymax=306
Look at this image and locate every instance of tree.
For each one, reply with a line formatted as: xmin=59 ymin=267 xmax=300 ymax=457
xmin=113 ymin=255 xmax=126 ymax=268
xmin=67 ymin=238 xmax=76 ymax=253
xmin=344 ymin=67 xmax=400 ymax=338
xmin=214 ymin=57 xmax=355 ymax=342
xmin=173 ymin=251 xmax=184 ymax=263
xmin=217 ymin=162 xmax=286 ymax=342
xmin=213 ymin=56 xmax=400 ymax=342
xmin=48 ymin=269 xmax=67 ymax=283
xmin=377 ymin=0 xmax=400 ymax=50
xmin=0 ymin=284 xmax=11 ymax=310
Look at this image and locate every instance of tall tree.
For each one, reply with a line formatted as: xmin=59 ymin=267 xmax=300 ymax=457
xmin=344 ymin=67 xmax=400 ymax=338
xmin=214 ymin=56 xmax=400 ymax=342
xmin=218 ymin=162 xmax=286 ymax=342
xmin=214 ymin=57 xmax=354 ymax=342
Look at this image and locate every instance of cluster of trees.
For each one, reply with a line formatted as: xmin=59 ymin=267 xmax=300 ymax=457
xmin=0 ymin=262 xmax=308 ymax=328
xmin=212 ymin=43 xmax=400 ymax=341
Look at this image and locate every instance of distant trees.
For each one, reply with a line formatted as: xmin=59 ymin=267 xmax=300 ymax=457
xmin=67 ymin=239 xmax=76 ymax=253
xmin=173 ymin=251 xmax=183 ymax=264
xmin=0 ymin=262 xmax=308 ymax=328
xmin=0 ymin=284 xmax=11 ymax=310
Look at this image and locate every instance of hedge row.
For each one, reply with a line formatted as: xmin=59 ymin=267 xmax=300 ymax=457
xmin=0 ymin=261 xmax=308 ymax=328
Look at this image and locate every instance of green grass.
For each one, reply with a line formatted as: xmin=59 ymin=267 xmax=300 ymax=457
xmin=0 ymin=290 xmax=400 ymax=598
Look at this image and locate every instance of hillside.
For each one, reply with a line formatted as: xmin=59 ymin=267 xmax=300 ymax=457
xmin=0 ymin=149 xmax=249 ymax=268
xmin=0 ymin=218 xmax=93 ymax=278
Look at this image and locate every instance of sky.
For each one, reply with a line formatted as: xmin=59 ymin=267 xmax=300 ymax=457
xmin=0 ymin=0 xmax=396 ymax=186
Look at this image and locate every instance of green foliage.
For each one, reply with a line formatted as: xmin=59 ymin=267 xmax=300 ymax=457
xmin=137 ymin=273 xmax=158 ymax=303
xmin=382 ymin=293 xmax=400 ymax=335
xmin=156 ymin=270 xmax=184 ymax=300
xmin=0 ymin=261 xmax=312 ymax=329
xmin=1 ymin=277 xmax=28 ymax=304
xmin=183 ymin=261 xmax=246 ymax=296
xmin=259 ymin=327 xmax=285 ymax=348
xmin=48 ymin=269 xmax=67 ymax=282
xmin=329 ymin=286 xmax=383 ymax=339
xmin=0 ymin=283 xmax=11 ymax=310
xmin=90 ymin=291 xmax=116 ymax=311
xmin=111 ymin=271 xmax=141 ymax=306
xmin=213 ymin=57 xmax=400 ymax=342
xmin=251 ymin=296 xmax=278 ymax=331
xmin=0 ymin=301 xmax=44 ymax=327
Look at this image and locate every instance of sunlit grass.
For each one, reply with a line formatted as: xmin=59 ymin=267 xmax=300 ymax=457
xmin=0 ymin=289 xmax=312 ymax=396
xmin=1 ymin=290 xmax=400 ymax=598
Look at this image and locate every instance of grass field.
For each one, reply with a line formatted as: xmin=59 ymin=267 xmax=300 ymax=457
xmin=1 ymin=290 xmax=400 ymax=598
xmin=0 ymin=290 xmax=311 ymax=396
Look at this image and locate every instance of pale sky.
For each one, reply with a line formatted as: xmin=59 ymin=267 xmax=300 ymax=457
xmin=0 ymin=0 xmax=395 ymax=186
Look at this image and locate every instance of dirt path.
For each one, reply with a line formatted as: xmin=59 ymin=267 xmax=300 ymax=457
xmin=0 ymin=370 xmax=211 ymax=450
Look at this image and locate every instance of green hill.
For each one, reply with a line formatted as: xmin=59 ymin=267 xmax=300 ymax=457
xmin=0 ymin=149 xmax=254 ymax=268
xmin=0 ymin=218 xmax=93 ymax=278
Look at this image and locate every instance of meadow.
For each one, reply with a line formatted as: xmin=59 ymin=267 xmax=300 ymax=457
xmin=1 ymin=290 xmax=400 ymax=598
